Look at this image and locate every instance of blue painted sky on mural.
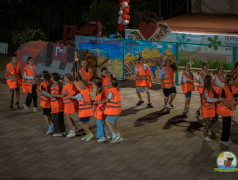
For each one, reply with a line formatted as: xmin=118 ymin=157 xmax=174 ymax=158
xmin=76 ymin=36 xmax=123 ymax=59
xmin=124 ymin=39 xmax=176 ymax=57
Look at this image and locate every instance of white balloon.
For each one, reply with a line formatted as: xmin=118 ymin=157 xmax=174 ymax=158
xmin=123 ymin=20 xmax=129 ymax=25
xmin=122 ymin=1 xmax=128 ymax=7
xmin=118 ymin=16 xmax=123 ymax=24
xmin=118 ymin=10 xmax=123 ymax=15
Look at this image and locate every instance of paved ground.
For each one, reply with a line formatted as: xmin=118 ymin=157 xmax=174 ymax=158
xmin=1 ymin=55 xmax=238 ymax=179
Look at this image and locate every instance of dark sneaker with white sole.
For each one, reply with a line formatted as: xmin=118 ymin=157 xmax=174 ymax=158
xmin=147 ymin=103 xmax=153 ymax=108
xmin=136 ymin=100 xmax=144 ymax=106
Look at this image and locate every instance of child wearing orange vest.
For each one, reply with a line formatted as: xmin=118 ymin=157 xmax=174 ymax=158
xmin=39 ymin=71 xmax=54 ymax=134
xmin=217 ymin=75 xmax=237 ymax=146
xmin=181 ymin=64 xmax=197 ymax=114
xmin=5 ymin=54 xmax=22 ymax=110
xmin=22 ymin=57 xmax=38 ymax=112
xmin=101 ymin=78 xmax=123 ymax=143
xmin=52 ymin=74 xmax=78 ymax=138
xmin=196 ymin=62 xmax=209 ymax=118
xmin=50 ymin=73 xmax=65 ymax=137
xmin=159 ymin=58 xmax=177 ymax=112
xmin=101 ymin=67 xmax=114 ymax=97
xmin=93 ymin=77 xmax=109 ymax=142
xmin=67 ymin=79 xmax=94 ymax=141
xmin=135 ymin=57 xmax=153 ymax=108
xmin=202 ymin=75 xmax=224 ymax=142
xmin=213 ymin=67 xmax=225 ymax=96
xmin=77 ymin=59 xmax=93 ymax=92
xmin=231 ymin=62 xmax=238 ymax=98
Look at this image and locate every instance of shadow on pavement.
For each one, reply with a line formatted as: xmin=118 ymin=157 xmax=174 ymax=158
xmin=121 ymin=106 xmax=148 ymax=116
xmin=134 ymin=109 xmax=170 ymax=127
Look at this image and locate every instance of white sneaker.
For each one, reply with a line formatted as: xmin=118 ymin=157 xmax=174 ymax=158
xmin=168 ymin=103 xmax=174 ymax=109
xmin=97 ymin=137 xmax=106 ymax=142
xmin=204 ymin=136 xmax=212 ymax=142
xmin=53 ymin=133 xmax=63 ymax=137
xmin=85 ymin=133 xmax=94 ymax=142
xmin=66 ymin=130 xmax=76 ymax=138
xmin=220 ymin=140 xmax=230 ymax=146
xmin=116 ymin=136 xmax=124 ymax=142
xmin=110 ymin=136 xmax=118 ymax=143
xmin=107 ymin=135 xmax=111 ymax=139
xmin=23 ymin=104 xmax=29 ymax=110
xmin=33 ymin=107 xmax=38 ymax=112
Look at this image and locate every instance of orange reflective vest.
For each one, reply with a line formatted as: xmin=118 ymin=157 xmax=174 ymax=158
xmin=201 ymin=88 xmax=216 ymax=119
xmin=135 ymin=64 xmax=152 ymax=88
xmin=162 ymin=66 xmax=175 ymax=88
xmin=78 ymin=88 xmax=93 ymax=118
xmin=22 ymin=65 xmax=37 ymax=93
xmin=94 ymin=91 xmax=106 ymax=120
xmin=231 ymin=70 xmax=238 ymax=94
xmin=197 ymin=71 xmax=209 ymax=94
xmin=51 ymin=83 xmax=64 ymax=113
xmin=39 ymin=81 xmax=52 ymax=108
xmin=62 ymin=83 xmax=78 ymax=115
xmin=78 ymin=68 xmax=93 ymax=92
xmin=5 ymin=62 xmax=22 ymax=89
xmin=181 ymin=71 xmax=195 ymax=94
xmin=104 ymin=87 xmax=122 ymax=116
xmin=217 ymin=86 xmax=234 ymax=117
xmin=213 ymin=75 xmax=225 ymax=95
xmin=102 ymin=75 xmax=111 ymax=96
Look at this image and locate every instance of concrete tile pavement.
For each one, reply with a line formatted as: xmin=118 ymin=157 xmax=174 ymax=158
xmin=0 ymin=80 xmax=238 ymax=179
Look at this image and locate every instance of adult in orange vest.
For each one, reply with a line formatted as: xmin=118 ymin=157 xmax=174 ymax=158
xmin=196 ymin=62 xmax=210 ymax=118
xmin=135 ymin=57 xmax=153 ymax=108
xmin=5 ymin=54 xmax=22 ymax=109
xmin=159 ymin=58 xmax=177 ymax=112
xmin=67 ymin=79 xmax=94 ymax=141
xmin=231 ymin=62 xmax=238 ymax=98
xmin=22 ymin=57 xmax=38 ymax=112
xmin=213 ymin=67 xmax=225 ymax=96
xmin=50 ymin=73 xmax=65 ymax=137
xmin=101 ymin=67 xmax=114 ymax=97
xmin=93 ymin=77 xmax=109 ymax=142
xmin=101 ymin=78 xmax=123 ymax=143
xmin=39 ymin=71 xmax=54 ymax=134
xmin=181 ymin=64 xmax=197 ymax=114
xmin=52 ymin=74 xmax=78 ymax=138
xmin=202 ymin=75 xmax=224 ymax=142
xmin=217 ymin=75 xmax=238 ymax=145
xmin=77 ymin=59 xmax=93 ymax=92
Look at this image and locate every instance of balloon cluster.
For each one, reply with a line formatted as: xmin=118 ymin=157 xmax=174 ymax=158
xmin=117 ymin=0 xmax=130 ymax=31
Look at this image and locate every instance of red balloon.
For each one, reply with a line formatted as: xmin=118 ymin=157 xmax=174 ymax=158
xmin=127 ymin=5 xmax=130 ymax=9
xmin=122 ymin=14 xmax=130 ymax=20
xmin=127 ymin=15 xmax=131 ymax=20
xmin=118 ymin=2 xmax=122 ymax=7
xmin=117 ymin=24 xmax=123 ymax=31
xmin=123 ymin=7 xmax=129 ymax=14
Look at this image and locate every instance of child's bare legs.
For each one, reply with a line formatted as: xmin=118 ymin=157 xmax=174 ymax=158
xmin=137 ymin=92 xmax=142 ymax=101
xmin=114 ymin=121 xmax=120 ymax=134
xmin=79 ymin=122 xmax=91 ymax=134
xmin=146 ymin=92 xmax=151 ymax=103
xmin=66 ymin=114 xmax=75 ymax=130
xmin=184 ymin=97 xmax=191 ymax=111
xmin=164 ymin=96 xmax=169 ymax=106
xmin=169 ymin=93 xmax=176 ymax=105
xmin=44 ymin=115 xmax=51 ymax=126
xmin=9 ymin=90 xmax=14 ymax=108
xmin=106 ymin=121 xmax=115 ymax=134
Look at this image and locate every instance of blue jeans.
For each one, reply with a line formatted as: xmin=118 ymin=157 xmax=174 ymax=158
xmin=96 ymin=119 xmax=109 ymax=138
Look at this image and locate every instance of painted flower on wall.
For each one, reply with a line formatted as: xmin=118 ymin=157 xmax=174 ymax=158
xmin=208 ymin=35 xmax=222 ymax=50
xmin=176 ymin=34 xmax=191 ymax=49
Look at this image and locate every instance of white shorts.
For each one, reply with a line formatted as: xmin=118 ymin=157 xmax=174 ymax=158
xmin=136 ymin=86 xmax=149 ymax=93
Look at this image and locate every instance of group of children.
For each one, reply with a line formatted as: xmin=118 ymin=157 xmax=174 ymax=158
xmin=6 ymin=53 xmax=238 ymax=146
xmin=6 ymin=55 xmax=123 ymax=143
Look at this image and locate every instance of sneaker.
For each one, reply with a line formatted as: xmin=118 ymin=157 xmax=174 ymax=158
xmin=110 ymin=135 xmax=119 ymax=143
xmin=196 ymin=110 xmax=200 ymax=117
xmin=136 ymin=100 xmax=144 ymax=106
xmin=97 ymin=137 xmax=106 ymax=142
xmin=33 ymin=107 xmax=38 ymax=112
xmin=81 ymin=134 xmax=88 ymax=140
xmin=66 ymin=130 xmax=76 ymax=138
xmin=16 ymin=101 xmax=20 ymax=110
xmin=46 ymin=126 xmax=54 ymax=135
xmin=220 ymin=140 xmax=230 ymax=146
xmin=163 ymin=106 xmax=169 ymax=112
xmin=10 ymin=100 xmax=13 ymax=109
xmin=168 ymin=103 xmax=174 ymax=109
xmin=107 ymin=135 xmax=111 ymax=139
xmin=53 ymin=133 xmax=63 ymax=137
xmin=23 ymin=104 xmax=29 ymax=110
xmin=147 ymin=103 xmax=153 ymax=108
xmin=183 ymin=108 xmax=188 ymax=115
xmin=63 ymin=132 xmax=67 ymax=136
xmin=85 ymin=133 xmax=94 ymax=141
xmin=116 ymin=136 xmax=124 ymax=142
xmin=204 ymin=136 xmax=212 ymax=142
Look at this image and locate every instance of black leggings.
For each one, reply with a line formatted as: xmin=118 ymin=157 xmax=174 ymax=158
xmin=52 ymin=111 xmax=65 ymax=133
xmin=221 ymin=116 xmax=232 ymax=142
xmin=25 ymin=84 xmax=38 ymax=107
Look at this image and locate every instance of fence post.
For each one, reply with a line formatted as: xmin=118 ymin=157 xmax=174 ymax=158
xmin=175 ymin=43 xmax=179 ymax=85
xmin=233 ymin=47 xmax=237 ymax=66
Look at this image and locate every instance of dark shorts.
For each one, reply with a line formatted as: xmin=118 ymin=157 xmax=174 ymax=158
xmin=163 ymin=87 xmax=176 ymax=97
xmin=79 ymin=117 xmax=90 ymax=123
xmin=10 ymin=87 xmax=20 ymax=92
xmin=43 ymin=108 xmax=51 ymax=115
xmin=185 ymin=91 xmax=192 ymax=98
xmin=234 ymin=94 xmax=238 ymax=98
